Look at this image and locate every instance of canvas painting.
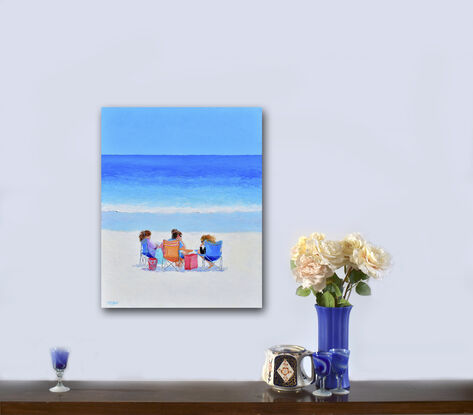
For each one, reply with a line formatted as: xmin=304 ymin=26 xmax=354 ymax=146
xmin=101 ymin=107 xmax=262 ymax=308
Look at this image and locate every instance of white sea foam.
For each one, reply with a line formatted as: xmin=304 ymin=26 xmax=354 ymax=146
xmin=102 ymin=204 xmax=262 ymax=214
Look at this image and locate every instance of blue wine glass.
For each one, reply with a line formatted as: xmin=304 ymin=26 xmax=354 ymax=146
xmin=329 ymin=348 xmax=350 ymax=395
xmin=312 ymin=351 xmax=332 ymax=397
xmin=49 ymin=347 xmax=70 ymax=392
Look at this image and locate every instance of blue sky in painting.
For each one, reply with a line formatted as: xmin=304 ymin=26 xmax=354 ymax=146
xmin=101 ymin=107 xmax=262 ymax=155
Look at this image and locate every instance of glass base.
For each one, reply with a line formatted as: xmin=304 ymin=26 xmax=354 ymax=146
xmin=49 ymin=384 xmax=70 ymax=393
xmin=312 ymin=389 xmax=332 ymax=397
xmin=331 ymin=387 xmax=349 ymax=395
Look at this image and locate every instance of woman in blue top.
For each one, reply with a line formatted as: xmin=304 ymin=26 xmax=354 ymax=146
xmin=139 ymin=230 xmax=159 ymax=258
xmin=169 ymin=229 xmax=193 ymax=261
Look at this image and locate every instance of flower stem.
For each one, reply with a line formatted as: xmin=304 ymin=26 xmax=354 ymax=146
xmin=342 ymin=267 xmax=352 ymax=299
xmin=343 ymin=282 xmax=351 ymax=299
xmin=347 ymin=283 xmax=354 ymax=300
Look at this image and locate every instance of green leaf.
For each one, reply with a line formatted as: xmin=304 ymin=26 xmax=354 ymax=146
xmin=337 ymin=298 xmax=352 ymax=307
xmin=290 ymin=260 xmax=297 ymax=270
xmin=330 ymin=272 xmax=344 ymax=290
xmin=296 ymin=286 xmax=311 ymax=297
xmin=333 ymin=284 xmax=342 ymax=298
xmin=349 ymin=269 xmax=368 ymax=284
xmin=318 ymin=291 xmax=336 ymax=307
xmin=326 ymin=282 xmax=342 ymax=299
xmin=355 ymin=281 xmax=371 ymax=296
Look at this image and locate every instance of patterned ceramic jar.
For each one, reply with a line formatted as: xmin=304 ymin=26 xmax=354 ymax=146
xmin=262 ymin=345 xmax=314 ymax=391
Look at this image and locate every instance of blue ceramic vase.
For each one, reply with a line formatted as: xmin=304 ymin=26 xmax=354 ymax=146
xmin=315 ymin=305 xmax=352 ymax=389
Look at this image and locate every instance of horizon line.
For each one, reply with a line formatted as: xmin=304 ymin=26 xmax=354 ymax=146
xmin=101 ymin=154 xmax=262 ymax=156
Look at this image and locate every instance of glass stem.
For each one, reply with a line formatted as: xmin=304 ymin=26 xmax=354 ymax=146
xmin=336 ymin=374 xmax=341 ymax=390
xmin=56 ymin=370 xmax=64 ymax=386
xmin=321 ymin=376 xmax=326 ymax=391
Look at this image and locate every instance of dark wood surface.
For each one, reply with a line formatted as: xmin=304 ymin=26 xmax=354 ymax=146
xmin=0 ymin=380 xmax=472 ymax=414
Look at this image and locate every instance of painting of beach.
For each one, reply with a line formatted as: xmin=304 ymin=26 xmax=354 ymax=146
xmin=101 ymin=107 xmax=262 ymax=308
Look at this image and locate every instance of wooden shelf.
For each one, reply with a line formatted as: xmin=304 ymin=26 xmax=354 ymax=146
xmin=0 ymin=380 xmax=472 ymax=414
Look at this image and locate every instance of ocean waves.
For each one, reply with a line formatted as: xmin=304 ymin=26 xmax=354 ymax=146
xmin=101 ymin=155 xmax=262 ymax=232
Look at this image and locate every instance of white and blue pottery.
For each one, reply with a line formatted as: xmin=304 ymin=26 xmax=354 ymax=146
xmin=262 ymin=345 xmax=314 ymax=392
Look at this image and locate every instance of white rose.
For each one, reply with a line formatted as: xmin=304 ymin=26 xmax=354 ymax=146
xmin=291 ymin=233 xmax=326 ymax=261
xmin=292 ymin=254 xmax=333 ymax=292
xmin=312 ymin=239 xmax=346 ymax=270
xmin=304 ymin=233 xmax=324 ymax=258
xmin=291 ymin=236 xmax=309 ymax=261
xmin=342 ymin=233 xmax=366 ymax=256
xmin=350 ymin=243 xmax=391 ymax=279
xmin=310 ymin=232 xmax=326 ymax=241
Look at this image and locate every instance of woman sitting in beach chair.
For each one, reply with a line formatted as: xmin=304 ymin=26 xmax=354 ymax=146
xmin=139 ymin=230 xmax=161 ymax=264
xmin=161 ymin=239 xmax=182 ymax=270
xmin=168 ymin=229 xmax=193 ymax=265
xmin=199 ymin=234 xmax=223 ymax=270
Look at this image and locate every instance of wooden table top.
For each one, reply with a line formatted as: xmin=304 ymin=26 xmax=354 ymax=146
xmin=0 ymin=380 xmax=472 ymax=414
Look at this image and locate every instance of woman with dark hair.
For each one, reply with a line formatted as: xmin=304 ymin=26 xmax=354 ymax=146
xmin=139 ymin=230 xmax=159 ymax=258
xmin=168 ymin=229 xmax=193 ymax=264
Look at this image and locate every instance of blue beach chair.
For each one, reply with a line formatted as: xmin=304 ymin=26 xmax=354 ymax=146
xmin=199 ymin=240 xmax=223 ymax=271
xmin=139 ymin=240 xmax=151 ymax=266
xmin=139 ymin=240 xmax=164 ymax=267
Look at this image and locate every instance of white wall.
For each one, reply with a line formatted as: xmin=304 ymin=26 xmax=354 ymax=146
xmin=1 ymin=0 xmax=472 ymax=381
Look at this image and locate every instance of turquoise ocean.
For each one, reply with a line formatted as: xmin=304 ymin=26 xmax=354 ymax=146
xmin=101 ymin=155 xmax=262 ymax=232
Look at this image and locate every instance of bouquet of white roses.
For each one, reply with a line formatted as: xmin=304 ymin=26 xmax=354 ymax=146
xmin=290 ymin=233 xmax=391 ymax=307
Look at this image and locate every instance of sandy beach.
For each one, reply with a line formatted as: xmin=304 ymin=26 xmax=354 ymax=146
xmin=101 ymin=230 xmax=262 ymax=308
